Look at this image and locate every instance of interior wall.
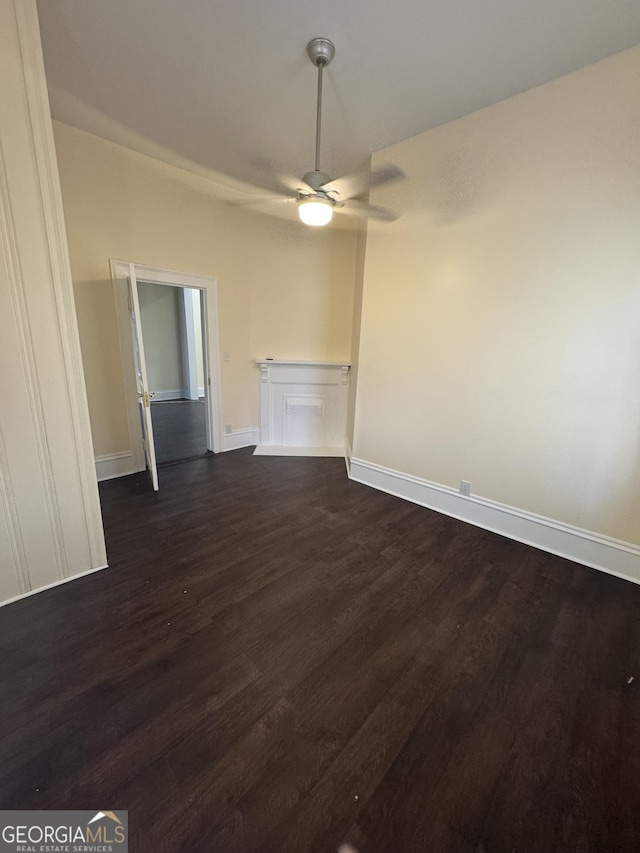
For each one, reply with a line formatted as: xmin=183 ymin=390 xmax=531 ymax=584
xmin=52 ymin=120 xmax=358 ymax=456
xmin=354 ymin=45 xmax=640 ymax=545
xmin=138 ymin=282 xmax=184 ymax=396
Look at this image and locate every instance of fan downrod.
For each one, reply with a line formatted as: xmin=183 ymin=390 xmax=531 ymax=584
xmin=306 ymin=37 xmax=335 ymax=68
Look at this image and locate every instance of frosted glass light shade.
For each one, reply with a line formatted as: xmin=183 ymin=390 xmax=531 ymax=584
xmin=298 ymin=197 xmax=333 ymax=226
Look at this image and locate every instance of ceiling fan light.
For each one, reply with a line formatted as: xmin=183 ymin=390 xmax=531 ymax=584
xmin=298 ymin=197 xmax=333 ymax=226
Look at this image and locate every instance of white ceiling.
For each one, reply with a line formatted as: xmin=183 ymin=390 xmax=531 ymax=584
xmin=37 ymin=0 xmax=640 ymax=197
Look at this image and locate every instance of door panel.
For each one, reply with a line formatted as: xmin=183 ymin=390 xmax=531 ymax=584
xmin=128 ymin=263 xmax=159 ymax=491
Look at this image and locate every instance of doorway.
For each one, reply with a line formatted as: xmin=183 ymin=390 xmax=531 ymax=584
xmin=137 ymin=281 xmax=207 ymax=465
xmin=110 ymin=260 xmax=223 ymax=490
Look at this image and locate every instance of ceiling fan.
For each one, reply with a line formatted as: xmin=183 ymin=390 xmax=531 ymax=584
xmin=236 ymin=38 xmax=404 ymax=226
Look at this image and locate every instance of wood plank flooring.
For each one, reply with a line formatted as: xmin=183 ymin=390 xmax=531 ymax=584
xmin=1 ymin=448 xmax=640 ymax=852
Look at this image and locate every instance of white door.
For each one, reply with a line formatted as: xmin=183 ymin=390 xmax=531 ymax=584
xmin=128 ymin=263 xmax=159 ymax=490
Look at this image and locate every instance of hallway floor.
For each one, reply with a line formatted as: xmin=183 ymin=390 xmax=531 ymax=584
xmin=150 ymin=398 xmax=208 ymax=465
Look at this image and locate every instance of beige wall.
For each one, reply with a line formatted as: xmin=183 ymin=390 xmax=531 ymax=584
xmin=353 ymin=45 xmax=640 ymax=544
xmin=53 ymin=120 xmax=358 ymax=455
xmin=138 ymin=282 xmax=184 ymax=394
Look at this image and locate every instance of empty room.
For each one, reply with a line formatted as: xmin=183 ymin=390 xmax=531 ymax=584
xmin=1 ymin=1 xmax=640 ymax=851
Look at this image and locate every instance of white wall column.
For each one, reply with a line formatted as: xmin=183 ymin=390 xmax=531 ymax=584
xmin=0 ymin=0 xmax=107 ymax=605
xmin=181 ymin=288 xmax=201 ymax=400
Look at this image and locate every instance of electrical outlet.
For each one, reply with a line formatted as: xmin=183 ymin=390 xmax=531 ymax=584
xmin=459 ymin=480 xmax=472 ymax=497
xmin=224 ymin=423 xmax=233 ymax=434
xmin=223 ymin=351 xmax=231 ymax=362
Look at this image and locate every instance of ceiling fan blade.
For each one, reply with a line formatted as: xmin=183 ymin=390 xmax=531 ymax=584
xmin=275 ymin=174 xmax=313 ymax=195
xmin=321 ymin=174 xmax=363 ymax=199
xmin=227 ymin=194 xmax=294 ymax=208
xmin=370 ymin=163 xmax=406 ymax=190
xmin=323 ymin=163 xmax=405 ymax=200
xmin=339 ymin=199 xmax=399 ymax=222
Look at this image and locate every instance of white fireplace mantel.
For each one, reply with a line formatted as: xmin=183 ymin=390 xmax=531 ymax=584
xmin=255 ymin=360 xmax=350 ymax=451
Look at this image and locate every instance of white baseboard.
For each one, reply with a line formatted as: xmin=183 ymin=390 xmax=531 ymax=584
xmin=0 ymin=563 xmax=108 ymax=608
xmin=152 ymin=389 xmax=186 ymax=401
xmin=95 ymin=451 xmax=136 ymax=481
xmin=350 ymin=457 xmax=640 ymax=585
xmin=152 ymin=389 xmax=205 ymax=401
xmin=344 ymin=434 xmax=353 ymax=476
xmin=221 ymin=428 xmax=259 ymax=452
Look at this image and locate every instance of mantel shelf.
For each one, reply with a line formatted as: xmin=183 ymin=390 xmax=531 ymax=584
xmin=255 ymin=359 xmax=351 ymax=367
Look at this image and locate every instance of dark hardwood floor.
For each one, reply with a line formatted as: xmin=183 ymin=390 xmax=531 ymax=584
xmin=150 ymin=399 xmax=208 ymax=465
xmin=1 ymin=448 xmax=639 ymax=852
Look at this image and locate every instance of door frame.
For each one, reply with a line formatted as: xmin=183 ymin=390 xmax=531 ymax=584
xmin=111 ymin=260 xmax=223 ymax=472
